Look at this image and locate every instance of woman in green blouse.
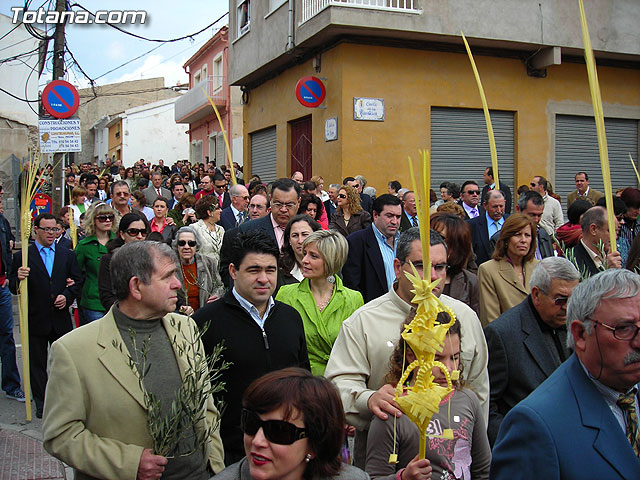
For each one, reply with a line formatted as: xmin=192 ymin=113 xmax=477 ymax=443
xmin=75 ymin=202 xmax=116 ymax=325
xmin=276 ymin=230 xmax=363 ymax=375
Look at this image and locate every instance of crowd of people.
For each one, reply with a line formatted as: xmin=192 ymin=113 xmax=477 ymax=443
xmin=1 ymin=157 xmax=640 ymax=480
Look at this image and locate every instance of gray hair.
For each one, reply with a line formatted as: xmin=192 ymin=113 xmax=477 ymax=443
xmin=566 ymin=269 xmax=640 ymax=348
xmin=396 ymin=228 xmax=447 ymax=263
xmin=110 ymin=241 xmax=178 ymax=301
xmin=172 ymin=226 xmax=199 ymax=251
xmin=530 ymin=257 xmax=579 ymax=293
xmin=355 ymin=175 xmax=367 ymax=187
xmin=397 ymin=188 xmax=409 ymax=200
xmin=363 ymin=186 xmax=377 ymax=199
xmin=517 ymin=190 xmax=544 ymax=211
xmin=329 ymin=184 xmax=340 ymax=190
xmin=229 ymin=184 xmax=247 ymax=197
xmin=483 ymin=189 xmax=505 ymax=205
xmin=580 ymin=206 xmax=607 ymax=234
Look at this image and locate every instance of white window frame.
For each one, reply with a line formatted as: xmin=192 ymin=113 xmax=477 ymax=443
xmin=193 ymin=68 xmax=202 ymax=86
xmin=237 ymin=0 xmax=250 ymax=38
xmin=213 ymin=53 xmax=223 ymax=92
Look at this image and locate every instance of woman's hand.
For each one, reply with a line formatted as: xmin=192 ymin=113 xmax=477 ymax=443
xmin=166 ymin=217 xmax=176 ymax=226
xmin=179 ymin=305 xmax=194 ymax=316
xmin=401 ymin=455 xmax=432 ymax=480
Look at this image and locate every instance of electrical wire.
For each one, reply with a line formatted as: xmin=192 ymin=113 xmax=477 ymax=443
xmin=0 ymin=85 xmax=39 ymax=102
xmin=69 ymin=3 xmax=228 ymax=44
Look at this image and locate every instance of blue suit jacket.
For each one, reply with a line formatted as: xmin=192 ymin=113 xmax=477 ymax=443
xmin=468 ymin=213 xmax=509 ymax=266
xmin=342 ymin=226 xmax=388 ymax=304
xmin=491 ymin=354 xmax=640 ymax=479
xmin=218 ymin=206 xmax=245 ymax=231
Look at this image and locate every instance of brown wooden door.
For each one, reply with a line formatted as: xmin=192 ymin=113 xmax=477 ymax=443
xmin=290 ymin=116 xmax=312 ymax=180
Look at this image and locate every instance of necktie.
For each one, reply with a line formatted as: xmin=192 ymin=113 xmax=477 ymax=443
xmin=471 ymin=208 xmax=478 ymax=218
xmin=157 ymin=188 xmax=161 ymax=197
xmin=43 ymin=248 xmax=53 ymax=276
xmin=237 ymin=212 xmax=244 ymax=225
xmin=218 ymin=195 xmax=223 ymax=207
xmin=617 ymin=391 xmax=640 ymax=456
xmin=411 ymin=216 xmax=418 ymax=227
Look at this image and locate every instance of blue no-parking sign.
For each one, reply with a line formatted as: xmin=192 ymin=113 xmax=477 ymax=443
xmin=295 ymin=76 xmax=326 ymax=108
xmin=42 ymin=80 xmax=79 ymax=119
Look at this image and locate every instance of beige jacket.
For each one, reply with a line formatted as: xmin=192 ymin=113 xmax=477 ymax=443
xmin=478 ymin=258 xmax=538 ymax=326
xmin=43 ymin=309 xmax=225 ymax=480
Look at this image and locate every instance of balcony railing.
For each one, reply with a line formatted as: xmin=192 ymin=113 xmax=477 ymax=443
xmin=301 ymin=0 xmax=419 ymax=24
xmin=175 ymin=75 xmax=226 ymax=124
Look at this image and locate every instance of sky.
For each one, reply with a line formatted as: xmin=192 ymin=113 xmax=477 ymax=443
xmin=2 ymin=0 xmax=230 ymax=89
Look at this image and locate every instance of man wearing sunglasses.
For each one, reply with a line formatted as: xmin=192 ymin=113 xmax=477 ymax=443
xmin=43 ymin=241 xmax=225 ymax=479
xmin=492 ymin=269 xmax=640 ymax=479
xmin=9 ymin=213 xmax=82 ymax=418
xmin=458 ymin=180 xmax=483 ymax=220
xmin=484 ymin=257 xmax=579 ymax=445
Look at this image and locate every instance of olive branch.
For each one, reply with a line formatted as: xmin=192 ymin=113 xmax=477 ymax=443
xmin=112 ymin=318 xmax=230 ymax=458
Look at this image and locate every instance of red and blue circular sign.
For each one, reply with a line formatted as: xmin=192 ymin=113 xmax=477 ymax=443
xmin=42 ymin=80 xmax=79 ymax=119
xmin=295 ymin=76 xmax=326 ymax=108
xmin=31 ymin=193 xmax=52 ymax=219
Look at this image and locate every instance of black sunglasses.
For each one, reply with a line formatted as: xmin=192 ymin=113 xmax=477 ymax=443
xmin=240 ymin=408 xmax=307 ymax=445
xmin=125 ymin=228 xmax=146 ymax=237
xmin=337 ymin=194 xmax=347 ymax=199
xmin=96 ymin=214 xmax=114 ymax=222
xmin=177 ymin=240 xmax=197 ymax=247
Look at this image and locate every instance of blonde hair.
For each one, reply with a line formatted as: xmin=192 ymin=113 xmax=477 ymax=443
xmin=83 ymin=202 xmax=117 ymax=236
xmin=302 ymin=230 xmax=348 ymax=276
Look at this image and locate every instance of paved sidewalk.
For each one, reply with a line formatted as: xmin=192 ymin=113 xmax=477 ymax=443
xmin=0 ymin=295 xmax=72 ymax=479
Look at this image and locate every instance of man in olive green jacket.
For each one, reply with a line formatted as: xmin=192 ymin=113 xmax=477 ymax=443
xmin=43 ymin=241 xmax=225 ymax=480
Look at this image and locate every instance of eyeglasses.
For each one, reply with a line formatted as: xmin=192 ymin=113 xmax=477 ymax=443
xmin=337 ymin=194 xmax=347 ymax=199
xmin=125 ymin=228 xmax=146 ymax=237
xmin=249 ymin=203 xmax=266 ymax=210
xmin=38 ymin=227 xmax=59 ymax=233
xmin=465 ymin=190 xmax=480 ymax=195
xmin=541 ymin=291 xmax=569 ymax=306
xmin=591 ymin=320 xmax=640 ymax=341
xmin=114 ymin=191 xmax=130 ymax=197
xmin=240 ymin=408 xmax=307 ymax=445
xmin=402 ymin=261 xmax=448 ymax=273
xmin=272 ymin=201 xmax=298 ymax=210
xmin=177 ymin=240 xmax=197 ymax=247
xmin=530 ymin=182 xmax=537 ymax=187
xmin=96 ymin=214 xmax=115 ymax=222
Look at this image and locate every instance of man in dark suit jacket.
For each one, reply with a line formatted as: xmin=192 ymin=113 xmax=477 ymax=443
xmin=481 ymin=166 xmax=512 ymax=214
xmin=324 ymin=184 xmax=339 ymax=220
xmin=219 ymin=179 xmax=300 ymax=287
xmin=218 ymin=184 xmax=249 ymax=231
xmin=570 ymin=206 xmax=622 ymax=278
xmin=399 ymin=191 xmax=418 ymax=232
xmin=458 ymin=180 xmax=484 ymax=220
xmin=142 ymin=172 xmax=171 ymax=205
xmin=490 ymin=190 xmax=554 ymax=260
xmin=491 ymin=269 xmax=640 ymax=479
xmin=9 ymin=213 xmax=82 ymax=417
xmin=343 ymin=194 xmax=402 ymax=303
xmin=484 ymin=256 xmax=579 ymax=445
xmin=468 ymin=190 xmax=508 ymax=266
xmin=210 ymin=173 xmax=232 ymax=210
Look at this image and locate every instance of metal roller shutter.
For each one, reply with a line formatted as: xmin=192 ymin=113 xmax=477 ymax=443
xmin=555 ymin=115 xmax=639 ymax=213
xmin=431 ymin=107 xmax=515 ymax=204
xmin=251 ymin=126 xmax=277 ymax=183
xmin=216 ymin=132 xmax=226 ymax=166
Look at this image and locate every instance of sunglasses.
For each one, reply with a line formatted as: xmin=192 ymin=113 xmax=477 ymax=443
xmin=125 ymin=228 xmax=146 ymax=237
xmin=177 ymin=240 xmax=197 ymax=247
xmin=240 ymin=408 xmax=307 ymax=445
xmin=337 ymin=194 xmax=347 ymax=199
xmin=543 ymin=293 xmax=569 ymax=307
xmin=465 ymin=190 xmax=480 ymax=195
xmin=96 ymin=214 xmax=114 ymax=222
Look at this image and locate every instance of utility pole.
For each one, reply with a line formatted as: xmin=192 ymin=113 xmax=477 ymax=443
xmin=50 ymin=0 xmax=66 ymax=213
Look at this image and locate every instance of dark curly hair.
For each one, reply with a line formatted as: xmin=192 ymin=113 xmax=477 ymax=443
xmin=298 ymin=194 xmax=323 ymax=221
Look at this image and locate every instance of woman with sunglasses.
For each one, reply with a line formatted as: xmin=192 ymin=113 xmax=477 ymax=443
xmin=191 ymin=195 xmax=225 ymax=261
xmin=173 ymin=226 xmax=225 ymax=315
xmin=168 ymin=192 xmax=198 ymax=228
xmin=213 ymin=367 xmax=367 ymax=480
xmin=329 ymin=185 xmax=371 ymax=238
xmin=279 ymin=215 xmax=322 ymax=284
xmin=97 ymin=213 xmax=149 ymax=310
xmin=478 ymin=213 xmax=539 ymax=326
xmin=150 ymin=196 xmax=177 ymax=244
xmin=75 ymin=202 xmax=117 ymax=325
xmin=276 ymin=230 xmax=363 ymax=376
xmin=365 ymin=314 xmax=490 ymax=480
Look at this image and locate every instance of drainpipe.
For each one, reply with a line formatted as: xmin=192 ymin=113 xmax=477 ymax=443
xmin=287 ymin=0 xmax=295 ymax=52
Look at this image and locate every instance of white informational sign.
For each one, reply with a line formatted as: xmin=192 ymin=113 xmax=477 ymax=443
xmin=353 ymin=98 xmax=384 ymax=121
xmin=39 ymin=118 xmax=81 ymax=153
xmin=325 ymin=117 xmax=338 ymax=141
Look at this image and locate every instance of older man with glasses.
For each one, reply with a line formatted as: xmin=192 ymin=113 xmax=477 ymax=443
xmin=484 ymin=257 xmax=580 ymax=445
